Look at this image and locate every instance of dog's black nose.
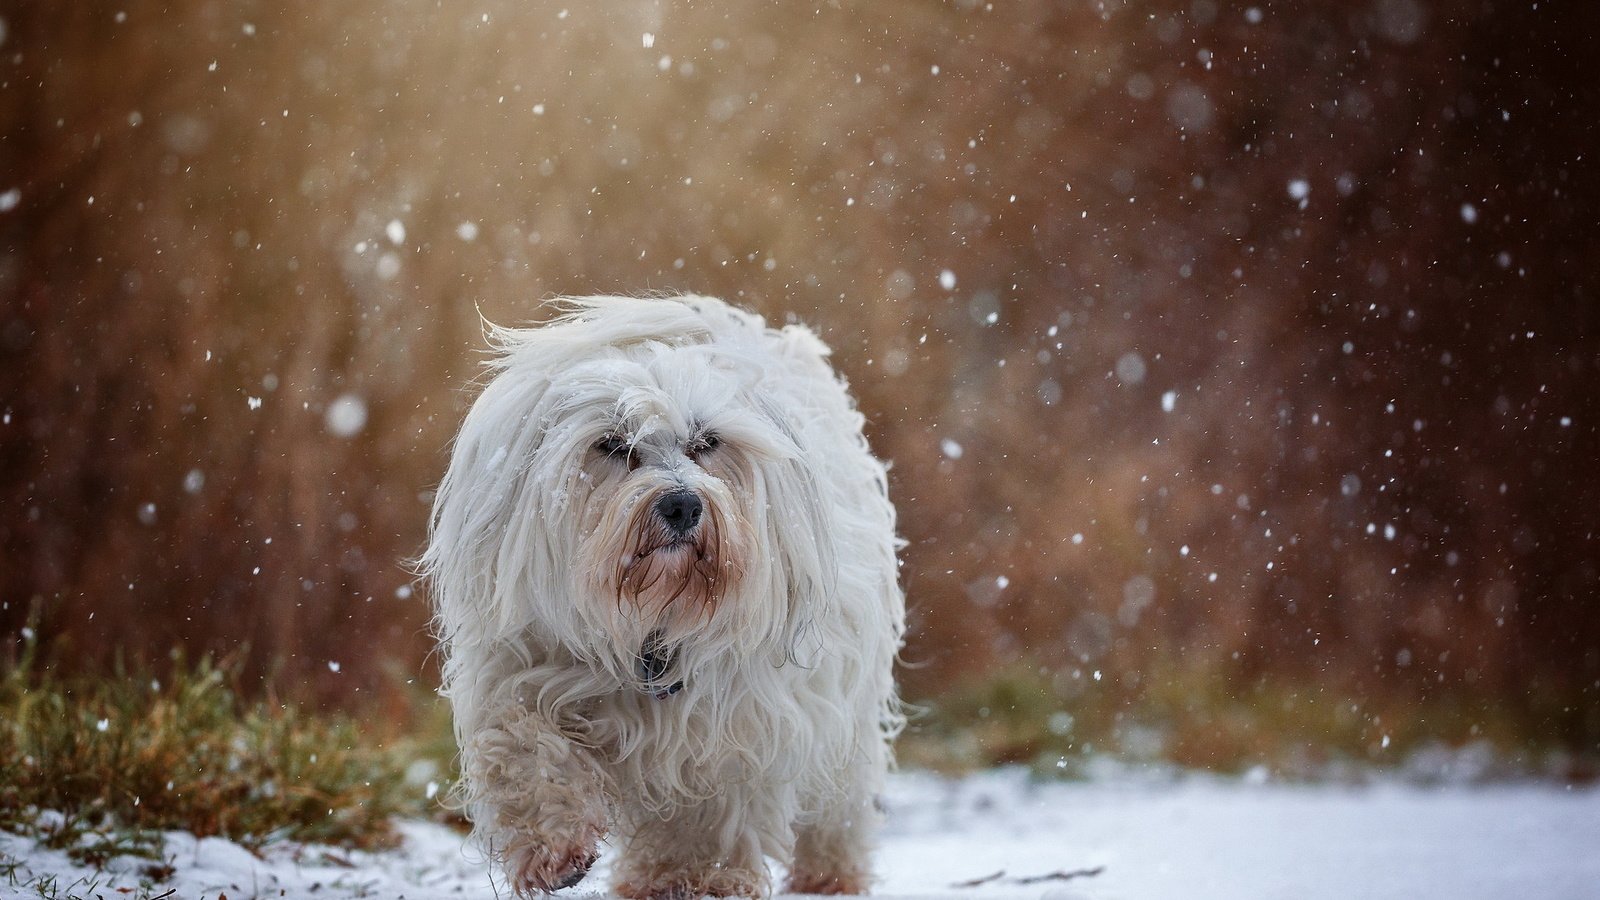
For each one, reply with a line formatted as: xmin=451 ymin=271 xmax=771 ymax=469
xmin=654 ymin=490 xmax=703 ymax=535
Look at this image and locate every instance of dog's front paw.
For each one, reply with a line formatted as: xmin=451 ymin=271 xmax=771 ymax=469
xmin=615 ymin=867 xmax=767 ymax=900
xmin=783 ymin=869 xmax=870 ymax=895
xmin=504 ymin=834 xmax=601 ymax=896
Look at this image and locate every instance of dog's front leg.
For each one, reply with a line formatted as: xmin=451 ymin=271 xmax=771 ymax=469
xmin=461 ymin=703 xmax=609 ymax=897
xmin=784 ymin=744 xmax=885 ymax=896
xmin=612 ymin=789 xmax=774 ymax=900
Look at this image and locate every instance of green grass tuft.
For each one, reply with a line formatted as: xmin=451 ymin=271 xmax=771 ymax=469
xmin=0 ymin=626 xmax=452 ymax=858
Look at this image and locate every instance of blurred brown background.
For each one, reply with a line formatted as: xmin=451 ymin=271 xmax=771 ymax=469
xmin=3 ymin=2 xmax=1597 ymax=751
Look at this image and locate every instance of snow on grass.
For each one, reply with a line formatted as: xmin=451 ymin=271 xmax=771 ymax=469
xmin=0 ymin=820 xmax=484 ymax=900
xmin=4 ymin=769 xmax=1597 ymax=900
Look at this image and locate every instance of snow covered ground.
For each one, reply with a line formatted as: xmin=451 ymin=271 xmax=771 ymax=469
xmin=4 ymin=769 xmax=1597 ymax=900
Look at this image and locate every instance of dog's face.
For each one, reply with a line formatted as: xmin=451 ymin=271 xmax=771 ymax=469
xmin=426 ymin=301 xmax=835 ymax=691
xmin=558 ymin=349 xmax=761 ymax=639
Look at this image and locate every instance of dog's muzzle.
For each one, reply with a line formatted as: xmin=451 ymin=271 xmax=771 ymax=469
xmin=635 ymin=629 xmax=684 ymax=700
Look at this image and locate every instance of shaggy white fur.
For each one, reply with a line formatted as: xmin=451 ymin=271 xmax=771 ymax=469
xmin=420 ymin=295 xmax=905 ymax=899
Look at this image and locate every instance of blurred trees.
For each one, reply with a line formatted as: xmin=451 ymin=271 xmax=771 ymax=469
xmin=2 ymin=1 xmax=1596 ymax=739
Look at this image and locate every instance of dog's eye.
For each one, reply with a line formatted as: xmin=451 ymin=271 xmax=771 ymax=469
xmin=594 ymin=434 xmax=628 ymax=456
xmin=688 ymin=433 xmax=721 ymax=457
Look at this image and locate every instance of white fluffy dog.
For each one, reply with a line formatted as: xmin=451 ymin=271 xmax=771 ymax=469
xmin=421 ymin=295 xmax=905 ymax=899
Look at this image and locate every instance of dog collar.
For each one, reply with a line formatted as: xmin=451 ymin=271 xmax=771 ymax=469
xmin=637 ymin=630 xmax=683 ymax=700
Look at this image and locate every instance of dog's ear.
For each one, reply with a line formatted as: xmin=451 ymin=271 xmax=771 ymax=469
xmin=748 ymin=318 xmax=902 ymax=670
xmin=423 ymin=310 xmax=624 ymax=649
xmin=420 ymin=361 xmax=556 ymax=647
xmin=749 ymin=396 xmax=838 ymax=666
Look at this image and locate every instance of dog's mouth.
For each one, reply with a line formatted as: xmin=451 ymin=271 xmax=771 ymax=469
xmin=624 ymin=530 xmax=705 ymax=571
xmin=634 ymin=629 xmax=684 ymax=700
xmin=639 ymin=537 xmax=694 ymax=556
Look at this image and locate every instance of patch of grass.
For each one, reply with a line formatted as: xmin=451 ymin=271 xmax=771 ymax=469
xmin=0 ymin=622 xmax=453 ymax=859
xmin=1 ymin=847 xmax=146 ymax=900
xmin=897 ymin=660 xmax=1595 ymax=781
